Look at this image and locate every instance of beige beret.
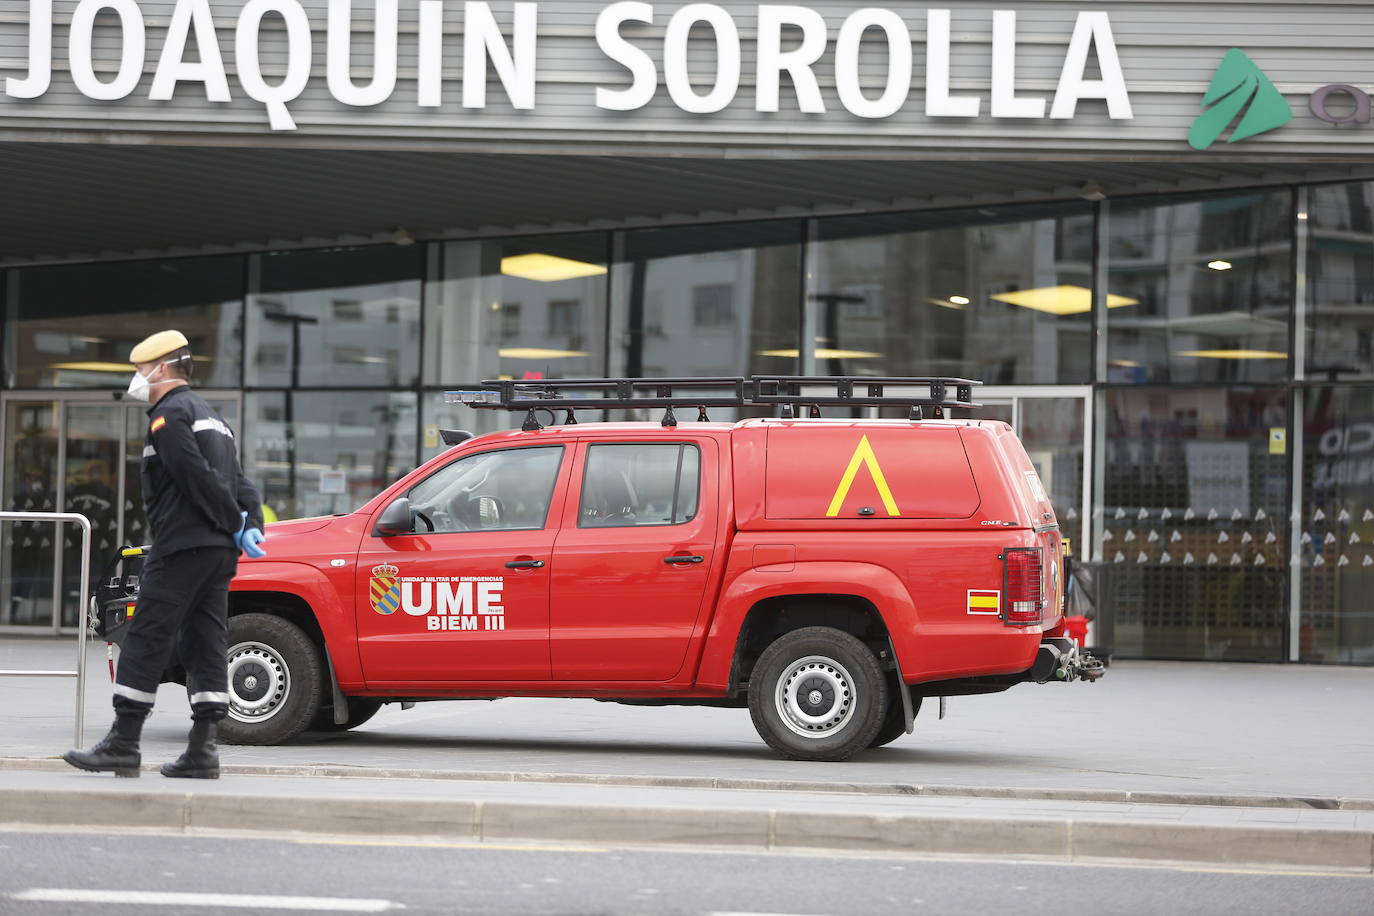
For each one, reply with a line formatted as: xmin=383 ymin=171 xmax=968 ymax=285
xmin=128 ymin=330 xmax=189 ymax=364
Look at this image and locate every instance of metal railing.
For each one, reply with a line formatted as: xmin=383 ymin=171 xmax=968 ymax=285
xmin=0 ymin=511 xmax=92 ymax=747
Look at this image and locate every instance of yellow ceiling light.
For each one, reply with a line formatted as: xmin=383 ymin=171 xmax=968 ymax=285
xmin=1207 ymin=260 xmax=1233 ymax=271
xmin=48 ymin=361 xmax=135 ymax=373
xmin=817 ymin=348 xmax=882 ymax=359
xmin=1109 ymin=359 xmax=1143 ymax=367
xmin=757 ymin=348 xmax=883 ymax=359
xmin=990 ymin=285 xmax=1138 ymax=315
xmin=925 ymin=298 xmax=967 ymax=310
xmin=498 ymin=347 xmax=589 ymax=360
xmin=948 ymin=295 xmax=971 ymax=305
xmin=500 ymin=253 xmax=607 ymax=283
xmin=1175 ymin=349 xmax=1288 ymax=360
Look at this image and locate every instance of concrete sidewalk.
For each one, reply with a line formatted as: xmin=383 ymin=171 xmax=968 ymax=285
xmin=1 ymin=767 xmax=1371 ymax=872
xmin=3 ymin=638 xmax=1372 ymax=869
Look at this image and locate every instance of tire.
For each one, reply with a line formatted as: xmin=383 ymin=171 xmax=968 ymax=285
xmin=747 ymin=626 xmax=888 ymax=761
xmin=309 ymin=698 xmax=384 ymax=733
xmin=219 ymin=613 xmax=323 ymax=746
xmin=869 ymin=684 xmax=923 ymax=748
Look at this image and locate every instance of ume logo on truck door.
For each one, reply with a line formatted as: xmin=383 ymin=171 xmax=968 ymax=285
xmin=826 ymin=435 xmax=900 ymax=517
xmin=371 ymin=563 xmax=507 ymax=633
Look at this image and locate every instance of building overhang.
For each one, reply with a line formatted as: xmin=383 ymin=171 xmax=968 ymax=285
xmin=2 ymin=142 xmax=1371 ymax=266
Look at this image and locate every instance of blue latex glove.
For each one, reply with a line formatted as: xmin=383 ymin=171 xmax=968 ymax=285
xmin=235 ymin=510 xmax=267 ymax=559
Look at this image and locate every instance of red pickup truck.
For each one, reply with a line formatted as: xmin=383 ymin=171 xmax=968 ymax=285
xmin=146 ymin=377 xmax=1101 ymax=761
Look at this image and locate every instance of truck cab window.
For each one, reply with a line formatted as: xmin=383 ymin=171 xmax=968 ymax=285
xmin=408 ymin=446 xmax=562 ymax=532
xmin=580 ymin=444 xmax=699 ymax=527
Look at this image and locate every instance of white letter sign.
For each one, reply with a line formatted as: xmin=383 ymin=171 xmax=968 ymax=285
xmin=69 ymin=0 xmax=146 ymax=101
xmin=925 ymin=9 xmax=978 ymax=117
xmin=6 ymin=0 xmax=52 ymax=99
xmin=595 ymin=1 xmax=656 ymax=111
xmin=149 ymin=0 xmax=231 ymax=102
xmin=0 ymin=3 xmax=1140 ymax=135
xmin=327 ymin=0 xmax=399 ymax=107
xmin=237 ymin=0 xmax=312 ymax=129
xmin=835 ymin=8 xmax=911 ymax=119
xmin=663 ymin=4 xmax=740 ymax=114
xmin=990 ymin=10 xmax=1044 ymax=118
xmin=417 ymin=0 xmax=445 ymax=107
xmin=463 ymin=1 xmax=538 ymax=110
xmin=756 ymin=5 xmax=827 ymax=114
xmin=1050 ymin=11 xmax=1132 ymax=119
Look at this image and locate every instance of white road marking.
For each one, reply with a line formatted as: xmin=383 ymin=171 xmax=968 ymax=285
xmin=10 ymin=890 xmax=402 ymax=911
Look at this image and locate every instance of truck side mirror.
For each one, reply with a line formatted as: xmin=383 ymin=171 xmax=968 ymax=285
xmin=374 ymin=497 xmax=415 ymax=536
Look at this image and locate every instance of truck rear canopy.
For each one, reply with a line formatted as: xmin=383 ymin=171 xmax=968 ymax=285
xmin=764 ymin=424 xmax=980 ymax=520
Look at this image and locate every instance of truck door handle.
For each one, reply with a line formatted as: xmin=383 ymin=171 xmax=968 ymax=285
xmin=504 ymin=559 xmax=545 ymax=569
xmin=663 ymin=555 xmax=703 ymax=564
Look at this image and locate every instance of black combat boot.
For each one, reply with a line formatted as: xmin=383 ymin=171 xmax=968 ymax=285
xmin=63 ymin=712 xmax=144 ymax=777
xmin=160 ymin=719 xmax=220 ymax=779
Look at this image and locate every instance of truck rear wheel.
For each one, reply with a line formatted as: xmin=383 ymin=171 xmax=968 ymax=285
xmin=748 ymin=626 xmax=887 ymax=761
xmin=310 ymin=698 xmax=384 ymax=732
xmin=219 ymin=613 xmax=323 ymax=746
xmin=869 ymin=685 xmax=922 ymax=748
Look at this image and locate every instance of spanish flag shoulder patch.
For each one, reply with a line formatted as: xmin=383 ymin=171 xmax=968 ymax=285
xmin=150 ymin=416 xmax=167 ymax=433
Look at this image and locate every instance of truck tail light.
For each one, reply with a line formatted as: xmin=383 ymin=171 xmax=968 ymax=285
xmin=1002 ymin=547 xmax=1043 ymax=626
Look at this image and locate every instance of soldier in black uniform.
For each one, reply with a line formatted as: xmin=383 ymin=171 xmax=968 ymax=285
xmin=65 ymin=330 xmax=266 ymax=779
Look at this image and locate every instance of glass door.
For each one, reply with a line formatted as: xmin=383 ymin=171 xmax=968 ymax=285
xmin=59 ymin=403 xmax=122 ymax=628
xmin=1 ymin=392 xmax=239 ymax=632
xmin=1 ymin=400 xmax=60 ymax=628
xmin=979 ymin=387 xmax=1092 ymax=553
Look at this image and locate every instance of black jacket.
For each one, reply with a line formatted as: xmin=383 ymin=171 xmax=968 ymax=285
xmin=141 ymin=386 xmax=262 ymax=558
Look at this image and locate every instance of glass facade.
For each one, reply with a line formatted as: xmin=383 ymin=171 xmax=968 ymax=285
xmin=1307 ymin=182 xmax=1374 ymax=380
xmin=1 ymin=180 xmax=1373 ymax=664
xmin=1099 ymin=387 xmax=1288 ymax=661
xmin=810 ymin=203 xmax=1093 ymax=383
xmin=610 ymin=222 xmax=800 ymax=379
xmin=1105 ymin=191 xmax=1292 ymax=384
xmin=1300 ymin=387 xmax=1374 ymax=664
xmin=425 ymin=234 xmax=609 ymax=386
xmin=251 ymin=246 xmax=422 ymax=389
xmin=244 ymin=391 xmax=417 ymax=522
xmin=3 ymin=256 xmax=243 ymax=389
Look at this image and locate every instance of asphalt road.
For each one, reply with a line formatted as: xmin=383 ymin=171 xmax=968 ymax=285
xmin=1 ymin=829 xmax=1370 ymax=916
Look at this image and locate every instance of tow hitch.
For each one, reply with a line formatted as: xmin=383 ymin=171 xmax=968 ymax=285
xmin=1032 ymin=637 xmax=1105 ymax=684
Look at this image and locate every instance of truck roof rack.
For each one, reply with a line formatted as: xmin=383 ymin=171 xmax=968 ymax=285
xmin=445 ymin=376 xmax=981 ymax=429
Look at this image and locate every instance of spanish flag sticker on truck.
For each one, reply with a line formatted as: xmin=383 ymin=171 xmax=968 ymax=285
xmin=967 ymin=589 xmax=1001 ymax=615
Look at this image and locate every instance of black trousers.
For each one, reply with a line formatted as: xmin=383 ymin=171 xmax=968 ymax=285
xmin=114 ymin=546 xmax=238 ymax=722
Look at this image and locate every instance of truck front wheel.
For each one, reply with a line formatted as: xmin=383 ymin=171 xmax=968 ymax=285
xmin=748 ymin=626 xmax=887 ymax=761
xmin=219 ymin=613 xmax=323 ymax=746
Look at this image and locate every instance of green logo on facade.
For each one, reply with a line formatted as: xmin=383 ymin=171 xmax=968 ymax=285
xmin=1188 ymin=49 xmax=1293 ymax=150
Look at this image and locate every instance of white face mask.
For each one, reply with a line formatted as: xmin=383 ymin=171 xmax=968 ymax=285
xmin=125 ymin=369 xmax=154 ymax=402
xmin=125 ymin=359 xmax=176 ymax=403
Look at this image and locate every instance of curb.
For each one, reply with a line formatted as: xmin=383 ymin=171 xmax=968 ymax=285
xmin=2 ymin=757 xmax=1372 ymax=812
xmin=1 ymin=784 xmax=1370 ymax=873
